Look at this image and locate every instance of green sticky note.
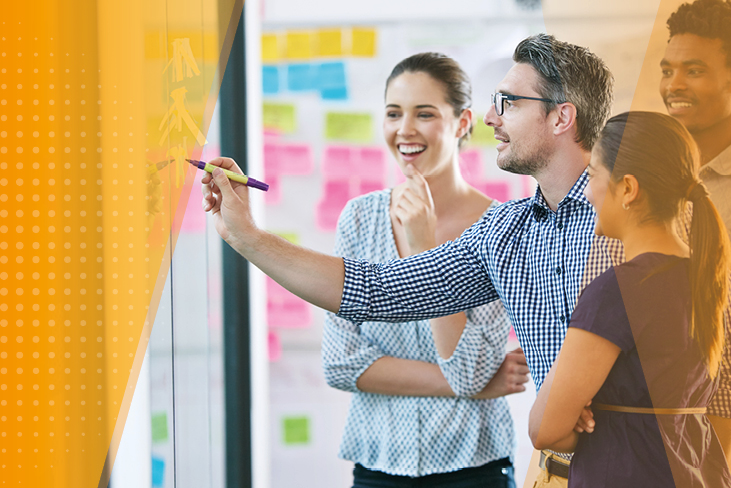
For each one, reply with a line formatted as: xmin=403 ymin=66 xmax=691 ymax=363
xmin=151 ymin=412 xmax=169 ymax=442
xmin=468 ymin=122 xmax=498 ymax=147
xmin=263 ymin=103 xmax=296 ymax=133
xmin=282 ymin=416 xmax=310 ymax=445
xmin=325 ymin=112 xmax=373 ymax=143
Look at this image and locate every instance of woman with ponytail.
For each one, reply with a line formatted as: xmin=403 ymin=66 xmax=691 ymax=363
xmin=529 ymin=111 xmax=731 ymax=487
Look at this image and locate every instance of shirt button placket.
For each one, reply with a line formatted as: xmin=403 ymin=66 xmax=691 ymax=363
xmin=556 ymin=208 xmax=567 ymax=325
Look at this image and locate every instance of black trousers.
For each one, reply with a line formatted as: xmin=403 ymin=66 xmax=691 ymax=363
xmin=352 ymin=458 xmax=515 ymax=488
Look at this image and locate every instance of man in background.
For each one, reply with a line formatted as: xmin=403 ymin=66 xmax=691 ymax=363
xmin=660 ymin=0 xmax=731 ymax=462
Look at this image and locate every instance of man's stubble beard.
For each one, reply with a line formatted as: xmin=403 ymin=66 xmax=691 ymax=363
xmin=497 ymin=143 xmax=550 ymax=177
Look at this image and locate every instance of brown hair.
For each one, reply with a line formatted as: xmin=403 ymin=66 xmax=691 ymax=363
xmin=597 ymin=111 xmax=730 ymax=378
xmin=513 ymin=34 xmax=614 ymax=151
xmin=386 ymin=52 xmax=473 ymax=148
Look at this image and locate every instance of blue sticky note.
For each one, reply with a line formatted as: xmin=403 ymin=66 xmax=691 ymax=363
xmin=321 ymin=86 xmax=348 ymax=100
xmin=317 ymin=62 xmax=347 ymax=100
xmin=152 ymin=456 xmax=165 ymax=487
xmin=287 ymin=64 xmax=314 ymax=91
xmin=262 ymin=66 xmax=280 ymax=95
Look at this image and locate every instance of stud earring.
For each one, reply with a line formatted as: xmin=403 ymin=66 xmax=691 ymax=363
xmin=622 ymin=203 xmax=629 ymax=210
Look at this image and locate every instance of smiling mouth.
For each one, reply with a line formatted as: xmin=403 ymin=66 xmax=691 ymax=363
xmin=398 ymin=144 xmax=426 ymax=155
xmin=668 ymin=101 xmax=694 ymax=109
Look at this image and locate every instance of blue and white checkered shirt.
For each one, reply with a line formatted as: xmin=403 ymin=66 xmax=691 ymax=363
xmin=337 ymin=171 xmax=607 ymax=392
xmin=323 ymin=191 xmax=515 ymax=476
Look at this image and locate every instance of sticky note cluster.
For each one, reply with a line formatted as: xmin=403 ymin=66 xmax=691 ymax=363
xmin=262 ymin=27 xmax=377 ymax=62
xmin=317 ymin=146 xmax=387 ymax=230
xmin=264 ymin=142 xmax=314 ymax=204
xmin=262 ymin=62 xmax=348 ymax=100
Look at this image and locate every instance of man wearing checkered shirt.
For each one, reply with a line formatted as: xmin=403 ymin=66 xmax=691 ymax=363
xmin=201 ymin=34 xmax=719 ymax=486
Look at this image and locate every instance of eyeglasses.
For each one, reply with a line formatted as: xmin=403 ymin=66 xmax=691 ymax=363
xmin=491 ymin=92 xmax=563 ymax=116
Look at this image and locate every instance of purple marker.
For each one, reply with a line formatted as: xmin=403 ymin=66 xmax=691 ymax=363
xmin=186 ymin=159 xmax=269 ymax=192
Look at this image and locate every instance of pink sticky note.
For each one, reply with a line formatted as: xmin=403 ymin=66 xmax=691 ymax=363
xmin=265 ymin=142 xmax=314 ymax=176
xmin=354 ymin=147 xmax=387 ymax=180
xmin=264 ymin=174 xmax=282 ymax=205
xmin=264 ymin=143 xmax=281 ymax=174
xmin=459 ymin=149 xmax=483 ymax=185
xmin=476 ymin=181 xmax=511 ymax=202
xmin=322 ymin=146 xmax=353 ymax=178
xmin=266 ymin=277 xmax=312 ymax=328
xmin=268 ymin=330 xmax=282 ymax=362
xmin=316 ymin=180 xmax=352 ymax=231
xmin=279 ymin=144 xmax=314 ymax=175
xmin=263 ymin=143 xmax=314 ymax=206
xmin=508 ymin=327 xmax=517 ymax=341
xmin=358 ymin=180 xmax=384 ymax=195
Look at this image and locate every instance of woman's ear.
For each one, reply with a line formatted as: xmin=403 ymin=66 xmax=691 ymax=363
xmin=622 ymin=174 xmax=640 ymax=207
xmin=552 ymin=102 xmax=577 ymax=138
xmin=456 ymin=108 xmax=474 ymax=139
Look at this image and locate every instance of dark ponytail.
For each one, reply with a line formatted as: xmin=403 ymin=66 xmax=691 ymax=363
xmin=686 ymin=180 xmax=729 ymax=378
xmin=597 ymin=111 xmax=730 ymax=378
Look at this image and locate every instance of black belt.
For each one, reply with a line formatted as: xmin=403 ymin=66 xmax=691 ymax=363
xmin=539 ymin=451 xmax=570 ymax=479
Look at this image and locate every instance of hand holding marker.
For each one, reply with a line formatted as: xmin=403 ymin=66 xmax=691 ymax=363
xmin=186 ymin=159 xmax=269 ymax=192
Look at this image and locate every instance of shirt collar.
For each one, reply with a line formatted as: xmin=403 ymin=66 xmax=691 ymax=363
xmin=529 ymin=170 xmax=592 ymax=221
xmin=701 ymin=144 xmax=731 ymax=176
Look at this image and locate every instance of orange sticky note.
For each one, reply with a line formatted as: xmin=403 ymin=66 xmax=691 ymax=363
xmin=351 ymin=27 xmax=376 ymax=57
xmin=286 ymin=31 xmax=313 ymax=59
xmin=262 ymin=33 xmax=280 ymax=62
xmin=317 ymin=29 xmax=343 ymax=57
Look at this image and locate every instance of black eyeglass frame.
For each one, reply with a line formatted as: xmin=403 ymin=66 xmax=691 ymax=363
xmin=490 ymin=92 xmax=564 ymax=116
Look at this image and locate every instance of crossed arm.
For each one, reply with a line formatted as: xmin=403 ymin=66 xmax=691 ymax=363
xmin=529 ymin=328 xmax=620 ymax=452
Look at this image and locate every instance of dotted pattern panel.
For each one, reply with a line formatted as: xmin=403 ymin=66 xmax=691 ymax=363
xmin=0 ymin=2 xmax=222 ymax=486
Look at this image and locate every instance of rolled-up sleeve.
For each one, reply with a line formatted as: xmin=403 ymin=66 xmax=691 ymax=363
xmin=436 ymin=300 xmax=511 ymax=397
xmin=338 ymin=219 xmax=499 ymax=324
xmin=321 ymin=312 xmax=385 ymax=392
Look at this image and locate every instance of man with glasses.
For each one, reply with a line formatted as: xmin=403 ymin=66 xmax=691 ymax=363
xmin=202 ymin=34 xmax=613 ymax=487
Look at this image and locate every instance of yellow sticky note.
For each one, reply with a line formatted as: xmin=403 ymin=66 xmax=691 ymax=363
xmin=262 ymin=33 xmax=280 ymax=62
xmin=317 ymin=29 xmax=343 ymax=57
xmin=351 ymin=28 xmax=376 ymax=57
xmin=286 ymin=31 xmax=313 ymax=59
xmin=325 ymin=112 xmax=373 ymax=143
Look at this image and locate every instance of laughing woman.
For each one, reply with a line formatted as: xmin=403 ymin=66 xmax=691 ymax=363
xmin=529 ymin=111 xmax=731 ymax=487
xmin=322 ymin=53 xmax=527 ymax=488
